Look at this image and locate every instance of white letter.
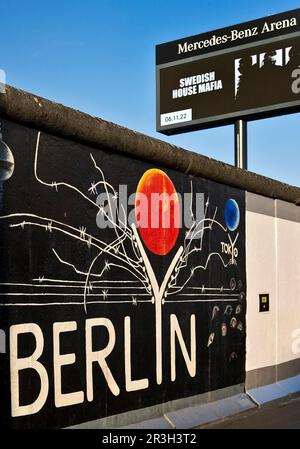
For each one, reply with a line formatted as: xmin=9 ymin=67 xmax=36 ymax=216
xmin=291 ymin=18 xmax=297 ymax=27
xmin=0 ymin=329 xmax=5 ymax=353
xmin=53 ymin=321 xmax=84 ymax=408
xmin=124 ymin=317 xmax=149 ymax=392
xmin=262 ymin=22 xmax=270 ymax=33
xmin=10 ymin=323 xmax=49 ymax=417
xmin=292 ymin=329 xmax=300 ymax=354
xmin=86 ymin=318 xmax=120 ymax=401
xmin=129 ymin=192 xmax=148 ymax=228
xmin=178 ymin=42 xmax=188 ymax=54
xmin=231 ymin=30 xmax=239 ymax=40
xmin=170 ymin=314 xmax=196 ymax=382
xmin=151 ymin=192 xmax=171 ymax=229
xmin=96 ymin=192 xmax=117 ymax=229
xmin=292 ymin=69 xmax=300 ymax=94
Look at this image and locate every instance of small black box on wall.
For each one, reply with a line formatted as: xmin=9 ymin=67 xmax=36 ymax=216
xmin=259 ymin=294 xmax=270 ymax=312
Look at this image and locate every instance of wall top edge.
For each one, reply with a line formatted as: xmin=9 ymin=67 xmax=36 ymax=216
xmin=1 ymin=84 xmax=300 ymax=205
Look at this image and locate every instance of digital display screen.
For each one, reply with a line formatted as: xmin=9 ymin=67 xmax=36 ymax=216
xmin=156 ymin=9 xmax=300 ymax=134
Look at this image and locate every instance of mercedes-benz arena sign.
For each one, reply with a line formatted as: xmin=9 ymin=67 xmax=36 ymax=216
xmin=156 ymin=9 xmax=300 ymax=135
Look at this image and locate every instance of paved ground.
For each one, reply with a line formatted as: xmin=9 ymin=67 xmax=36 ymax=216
xmin=198 ymin=393 xmax=300 ymax=429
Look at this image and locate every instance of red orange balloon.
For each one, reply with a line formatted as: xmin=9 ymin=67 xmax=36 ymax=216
xmin=135 ymin=169 xmax=180 ymax=255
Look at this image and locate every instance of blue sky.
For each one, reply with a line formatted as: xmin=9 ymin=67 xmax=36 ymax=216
xmin=1 ymin=0 xmax=300 ymax=186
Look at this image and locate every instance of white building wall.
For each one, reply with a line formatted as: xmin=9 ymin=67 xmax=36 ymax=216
xmin=246 ymin=193 xmax=300 ymax=388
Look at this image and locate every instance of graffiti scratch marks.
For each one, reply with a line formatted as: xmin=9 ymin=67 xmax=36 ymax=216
xmin=0 ymin=131 xmax=242 ymax=323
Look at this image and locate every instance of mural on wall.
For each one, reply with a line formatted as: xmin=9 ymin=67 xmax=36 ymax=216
xmin=0 ymin=119 xmax=246 ymax=429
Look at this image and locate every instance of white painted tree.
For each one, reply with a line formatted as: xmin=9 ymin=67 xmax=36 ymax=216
xmin=0 ymin=131 xmax=240 ymax=384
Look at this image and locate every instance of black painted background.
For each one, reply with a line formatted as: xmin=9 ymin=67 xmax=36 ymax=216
xmin=0 ymin=119 xmax=246 ymax=428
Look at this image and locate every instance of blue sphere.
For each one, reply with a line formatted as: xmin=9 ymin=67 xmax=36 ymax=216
xmin=225 ymin=199 xmax=240 ymax=231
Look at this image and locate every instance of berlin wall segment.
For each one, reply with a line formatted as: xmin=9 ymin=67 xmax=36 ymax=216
xmin=0 ymin=119 xmax=246 ymax=428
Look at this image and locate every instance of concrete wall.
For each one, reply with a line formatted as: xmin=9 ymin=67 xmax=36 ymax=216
xmin=246 ymin=193 xmax=300 ymax=388
xmin=0 ymin=85 xmax=299 ymax=428
xmin=0 ymin=118 xmax=246 ymax=429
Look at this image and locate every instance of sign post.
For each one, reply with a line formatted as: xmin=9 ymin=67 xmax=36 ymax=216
xmin=156 ymin=8 xmax=300 ymax=169
xmin=235 ymin=120 xmax=247 ymax=169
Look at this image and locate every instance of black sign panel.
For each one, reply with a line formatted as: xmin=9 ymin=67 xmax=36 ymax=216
xmin=156 ymin=9 xmax=300 ymax=134
xmin=0 ymin=119 xmax=246 ymax=428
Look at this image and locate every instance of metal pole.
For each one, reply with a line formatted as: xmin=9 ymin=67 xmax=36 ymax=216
xmin=234 ymin=120 xmax=248 ymax=169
